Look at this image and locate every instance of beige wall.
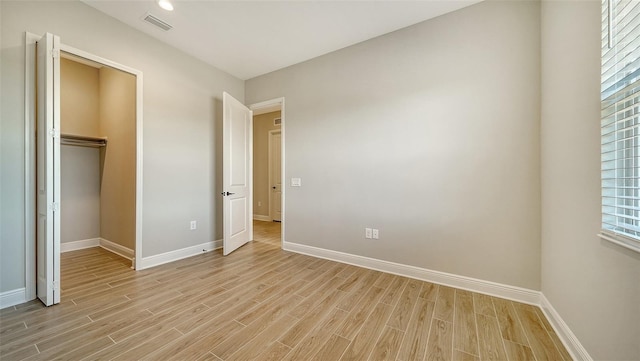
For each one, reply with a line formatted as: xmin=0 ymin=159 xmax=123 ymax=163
xmin=253 ymin=111 xmax=281 ymax=218
xmin=246 ymin=0 xmax=542 ymax=290
xmin=99 ymin=66 xmax=136 ymax=250
xmin=60 ymin=147 xmax=101 ymax=244
xmin=60 ymin=59 xmax=101 ymax=244
xmin=0 ymin=0 xmax=243 ymax=292
xmin=60 ymin=58 xmax=100 ymax=136
xmin=540 ymin=1 xmax=640 ymax=360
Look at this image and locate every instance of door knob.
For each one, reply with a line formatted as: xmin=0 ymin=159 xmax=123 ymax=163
xmin=272 ymin=186 xmax=276 ymax=189
xmin=221 ymin=191 xmax=235 ymax=196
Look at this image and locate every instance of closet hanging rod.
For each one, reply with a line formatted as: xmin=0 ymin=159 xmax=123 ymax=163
xmin=60 ymin=133 xmax=108 ymax=148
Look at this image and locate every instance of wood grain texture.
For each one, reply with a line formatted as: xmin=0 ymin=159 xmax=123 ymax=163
xmin=476 ymin=313 xmax=508 ymax=361
xmin=370 ymin=326 xmax=404 ymax=361
xmin=0 ymin=221 xmax=570 ymax=361
xmin=380 ymin=275 xmax=408 ymax=306
xmin=387 ymin=279 xmax=421 ymax=331
xmin=427 ymin=319 xmax=454 ymax=361
xmin=311 ymin=334 xmax=350 ymax=361
xmin=454 ymin=349 xmax=481 ymax=361
xmin=454 ymin=289 xmax=479 ymax=356
xmin=434 ymin=285 xmax=455 ymax=322
xmin=472 ymin=293 xmax=496 ymax=317
xmin=492 ymin=298 xmax=527 ymax=346
xmin=419 ymin=281 xmax=439 ymax=301
xmin=513 ymin=303 xmax=567 ymax=361
xmin=339 ymin=302 xmax=393 ymax=361
xmin=397 ymin=298 xmax=435 ymax=361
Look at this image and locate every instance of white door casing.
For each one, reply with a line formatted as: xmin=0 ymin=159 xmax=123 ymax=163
xmin=36 ymin=33 xmax=61 ymax=306
xmin=269 ymin=131 xmax=282 ymax=222
xmin=222 ymin=92 xmax=253 ymax=255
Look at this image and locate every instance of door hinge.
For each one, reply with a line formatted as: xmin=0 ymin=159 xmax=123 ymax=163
xmin=49 ymin=202 xmax=59 ymax=212
xmin=49 ymin=128 xmax=59 ymax=138
xmin=51 ymin=48 xmax=60 ymax=59
xmin=51 ymin=280 xmax=60 ymax=293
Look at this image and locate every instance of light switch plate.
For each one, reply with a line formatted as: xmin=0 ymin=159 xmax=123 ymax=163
xmin=291 ymin=178 xmax=302 ymax=187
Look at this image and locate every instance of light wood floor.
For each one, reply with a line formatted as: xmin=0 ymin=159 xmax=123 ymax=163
xmin=0 ymin=221 xmax=571 ymax=361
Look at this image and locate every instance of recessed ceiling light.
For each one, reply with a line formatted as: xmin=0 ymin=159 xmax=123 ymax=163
xmin=158 ymin=0 xmax=174 ymax=11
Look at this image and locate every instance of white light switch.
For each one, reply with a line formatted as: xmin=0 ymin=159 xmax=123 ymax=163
xmin=291 ymin=178 xmax=302 ymax=187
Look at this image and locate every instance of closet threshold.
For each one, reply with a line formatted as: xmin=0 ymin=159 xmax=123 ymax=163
xmin=61 ymin=133 xmax=107 ymax=148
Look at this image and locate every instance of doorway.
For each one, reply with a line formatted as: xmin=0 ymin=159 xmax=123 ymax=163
xmin=25 ymin=32 xmax=143 ymax=305
xmin=57 ymin=53 xmax=137 ymax=261
xmin=251 ymin=99 xmax=284 ymax=247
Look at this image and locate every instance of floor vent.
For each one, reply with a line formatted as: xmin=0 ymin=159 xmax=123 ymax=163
xmin=143 ymin=13 xmax=173 ymax=31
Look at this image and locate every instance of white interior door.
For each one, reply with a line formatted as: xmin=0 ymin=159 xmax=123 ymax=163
xmin=222 ymin=92 xmax=253 ymax=255
xmin=36 ymin=32 xmax=61 ymax=306
xmin=269 ymin=131 xmax=282 ymax=222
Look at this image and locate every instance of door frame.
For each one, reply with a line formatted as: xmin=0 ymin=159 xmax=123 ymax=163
xmin=268 ymin=130 xmax=282 ymax=222
xmin=24 ymin=32 xmax=144 ymax=300
xmin=249 ymin=98 xmax=285 ymax=247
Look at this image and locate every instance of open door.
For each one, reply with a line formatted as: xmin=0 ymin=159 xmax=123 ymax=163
xmin=222 ymin=92 xmax=253 ymax=255
xmin=36 ymin=32 xmax=61 ymax=306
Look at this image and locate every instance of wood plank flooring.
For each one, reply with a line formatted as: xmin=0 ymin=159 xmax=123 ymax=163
xmin=0 ymin=221 xmax=571 ymax=360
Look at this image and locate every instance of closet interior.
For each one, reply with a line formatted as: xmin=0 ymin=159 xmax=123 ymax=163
xmin=60 ymin=53 xmax=136 ymax=266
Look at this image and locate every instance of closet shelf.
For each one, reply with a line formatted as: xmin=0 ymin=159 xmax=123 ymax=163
xmin=61 ymin=133 xmax=108 ymax=148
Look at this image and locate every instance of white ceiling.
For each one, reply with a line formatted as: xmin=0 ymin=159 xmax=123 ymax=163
xmin=83 ymin=0 xmax=480 ymax=80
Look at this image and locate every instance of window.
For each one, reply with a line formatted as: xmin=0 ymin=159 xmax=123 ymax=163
xmin=600 ymin=0 xmax=640 ymax=253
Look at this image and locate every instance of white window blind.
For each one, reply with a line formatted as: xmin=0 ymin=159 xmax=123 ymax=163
xmin=601 ymin=0 xmax=640 ymax=252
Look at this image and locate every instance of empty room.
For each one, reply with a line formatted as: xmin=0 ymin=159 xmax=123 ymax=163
xmin=1 ymin=0 xmax=639 ymax=360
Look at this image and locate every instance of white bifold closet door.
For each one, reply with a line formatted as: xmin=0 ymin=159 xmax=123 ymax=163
xmin=36 ymin=32 xmax=61 ymax=306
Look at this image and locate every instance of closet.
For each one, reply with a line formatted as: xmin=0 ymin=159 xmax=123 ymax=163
xmin=59 ymin=53 xmax=136 ymax=264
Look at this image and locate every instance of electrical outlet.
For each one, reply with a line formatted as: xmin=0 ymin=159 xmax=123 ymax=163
xmin=365 ymin=228 xmax=372 ymax=239
xmin=190 ymin=221 xmax=197 ymax=230
xmin=372 ymin=229 xmax=379 ymax=239
xmin=258 ymin=201 xmax=262 ymax=207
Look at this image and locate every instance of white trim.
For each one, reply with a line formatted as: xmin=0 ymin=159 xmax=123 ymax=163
xmin=253 ymin=215 xmax=271 ymax=222
xmin=60 ymin=238 xmax=101 ymax=253
xmin=139 ymin=240 xmax=222 ymax=270
xmin=283 ymin=242 xmax=541 ymax=305
xmin=58 ymin=42 xmax=145 ymax=271
xmin=253 ymin=104 xmax=280 ymax=115
xmin=59 ymin=237 xmax=134 ymax=264
xmin=0 ymin=288 xmax=27 ymax=310
xmin=597 ymin=232 xmax=640 ymax=254
xmin=24 ymin=32 xmax=39 ymax=302
xmin=100 ymin=238 xmax=134 ymax=260
xmin=540 ymin=294 xmax=593 ymax=361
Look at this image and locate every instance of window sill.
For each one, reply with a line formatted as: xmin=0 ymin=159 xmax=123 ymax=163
xmin=598 ymin=232 xmax=640 ymax=254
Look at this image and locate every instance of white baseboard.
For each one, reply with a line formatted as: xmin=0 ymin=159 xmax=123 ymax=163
xmin=540 ymin=294 xmax=593 ymax=361
xmin=60 ymin=238 xmax=101 ymax=253
xmin=283 ymin=242 xmax=592 ymax=359
xmin=100 ymin=238 xmax=134 ymax=260
xmin=0 ymin=288 xmax=27 ymax=310
xmin=139 ymin=239 xmax=223 ymax=270
xmin=283 ymin=242 xmax=541 ymax=305
xmin=253 ymin=215 xmax=271 ymax=222
xmin=60 ymin=238 xmax=134 ymax=260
